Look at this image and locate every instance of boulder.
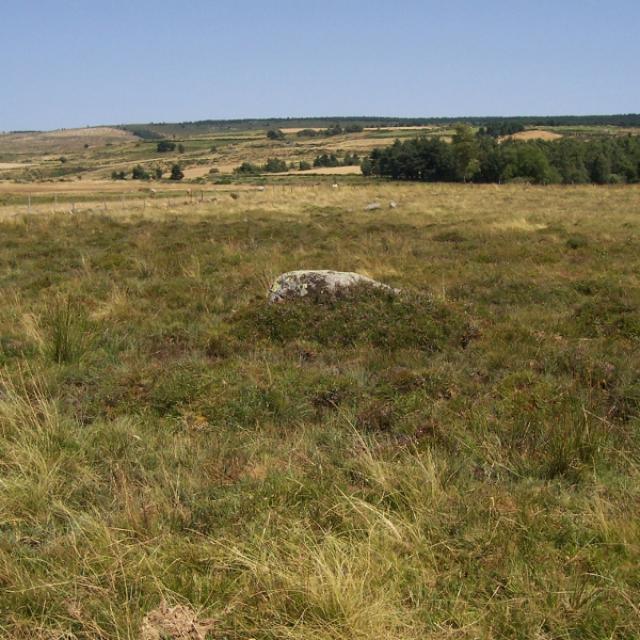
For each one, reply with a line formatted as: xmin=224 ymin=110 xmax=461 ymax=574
xmin=365 ymin=202 xmax=381 ymax=211
xmin=268 ymin=270 xmax=399 ymax=303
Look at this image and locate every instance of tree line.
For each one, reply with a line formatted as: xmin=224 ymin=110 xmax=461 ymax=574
xmin=266 ymin=125 xmax=364 ymax=140
xmin=112 ymin=164 xmax=184 ymax=181
xmin=234 ymin=152 xmax=361 ymax=175
xmin=362 ymin=126 xmax=640 ymax=184
xmin=121 ymin=113 xmax=640 ymax=136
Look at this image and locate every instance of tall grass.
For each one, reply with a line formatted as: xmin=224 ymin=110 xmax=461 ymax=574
xmin=44 ymin=295 xmax=90 ymax=364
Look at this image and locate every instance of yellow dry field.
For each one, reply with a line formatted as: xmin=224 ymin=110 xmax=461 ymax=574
xmin=364 ymin=125 xmax=434 ymax=131
xmin=280 ymin=127 xmax=326 ymax=134
xmin=0 ymin=162 xmax=33 ymax=169
xmin=0 ymin=180 xmax=178 ymax=195
xmin=328 ymin=139 xmax=395 ymax=151
xmin=182 ymin=165 xmax=216 ymax=179
xmin=281 ymin=165 xmax=363 ymax=176
xmin=507 ymin=130 xmax=563 ymax=142
xmin=0 ymin=127 xmax=135 ymax=155
xmin=36 ymin=127 xmax=132 ymax=140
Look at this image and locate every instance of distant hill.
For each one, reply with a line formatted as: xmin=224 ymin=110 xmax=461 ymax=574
xmin=117 ymin=114 xmax=640 ymax=138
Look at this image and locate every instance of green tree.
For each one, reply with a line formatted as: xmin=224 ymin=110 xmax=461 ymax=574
xmin=452 ymin=124 xmax=479 ymax=181
xmin=157 ymin=140 xmax=176 ymax=153
xmin=263 ymin=158 xmax=288 ymax=173
xmin=267 ymin=129 xmax=285 ymax=140
xmin=170 ymin=164 xmax=184 ymax=181
xmin=131 ymin=165 xmax=150 ymax=180
xmin=589 ymin=153 xmax=611 ymax=184
xmin=234 ymin=162 xmax=261 ymax=175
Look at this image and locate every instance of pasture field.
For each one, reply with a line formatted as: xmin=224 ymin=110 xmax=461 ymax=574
xmin=2 ymin=120 xmax=637 ymax=189
xmin=1 ymin=181 xmax=640 ymax=638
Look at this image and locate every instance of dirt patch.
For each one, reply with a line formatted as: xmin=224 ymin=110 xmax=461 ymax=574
xmin=140 ymin=602 xmax=215 ymax=640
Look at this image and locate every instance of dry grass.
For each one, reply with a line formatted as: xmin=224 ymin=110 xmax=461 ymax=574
xmin=1 ymin=181 xmax=640 ymax=638
xmin=275 ymin=165 xmax=363 ymax=176
xmin=506 ymin=129 xmax=563 ymax=142
xmin=0 ymin=127 xmax=135 ymax=155
xmin=280 ymin=127 xmax=326 ymax=134
xmin=363 ymin=125 xmax=435 ymax=131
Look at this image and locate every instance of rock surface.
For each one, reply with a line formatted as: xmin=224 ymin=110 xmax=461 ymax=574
xmin=269 ymin=270 xmax=399 ymax=303
xmin=365 ymin=202 xmax=381 ymax=211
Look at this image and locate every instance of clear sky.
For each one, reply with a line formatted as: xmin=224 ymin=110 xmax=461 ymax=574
xmin=2 ymin=0 xmax=638 ymax=131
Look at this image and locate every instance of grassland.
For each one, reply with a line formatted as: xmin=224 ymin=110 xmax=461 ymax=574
xmin=1 ymin=181 xmax=639 ymax=639
xmin=2 ymin=119 xmax=637 ymax=194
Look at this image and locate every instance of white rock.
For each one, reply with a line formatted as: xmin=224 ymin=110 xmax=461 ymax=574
xmin=389 ymin=200 xmax=398 ymax=208
xmin=365 ymin=202 xmax=381 ymax=211
xmin=268 ymin=270 xmax=399 ymax=303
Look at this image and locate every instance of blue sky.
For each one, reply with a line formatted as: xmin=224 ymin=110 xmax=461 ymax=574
xmin=1 ymin=0 xmax=638 ymax=131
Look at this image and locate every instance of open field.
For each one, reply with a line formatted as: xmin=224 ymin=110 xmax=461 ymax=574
xmin=1 ymin=182 xmax=640 ymax=638
xmin=507 ymin=129 xmax=564 ymax=142
xmin=0 ymin=120 xmax=638 ymax=187
xmin=0 ymin=127 xmax=135 ymax=157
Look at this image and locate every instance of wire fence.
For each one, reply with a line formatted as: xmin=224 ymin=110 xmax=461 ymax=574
xmin=0 ymin=182 xmax=356 ymax=219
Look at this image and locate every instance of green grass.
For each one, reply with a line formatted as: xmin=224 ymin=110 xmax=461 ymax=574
xmin=0 ymin=184 xmax=639 ymax=638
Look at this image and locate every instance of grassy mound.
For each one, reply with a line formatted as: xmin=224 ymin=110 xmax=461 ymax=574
xmin=233 ymin=287 xmax=472 ymax=351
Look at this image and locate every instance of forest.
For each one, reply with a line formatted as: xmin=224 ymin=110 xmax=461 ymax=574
xmin=362 ymin=125 xmax=640 ymax=184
